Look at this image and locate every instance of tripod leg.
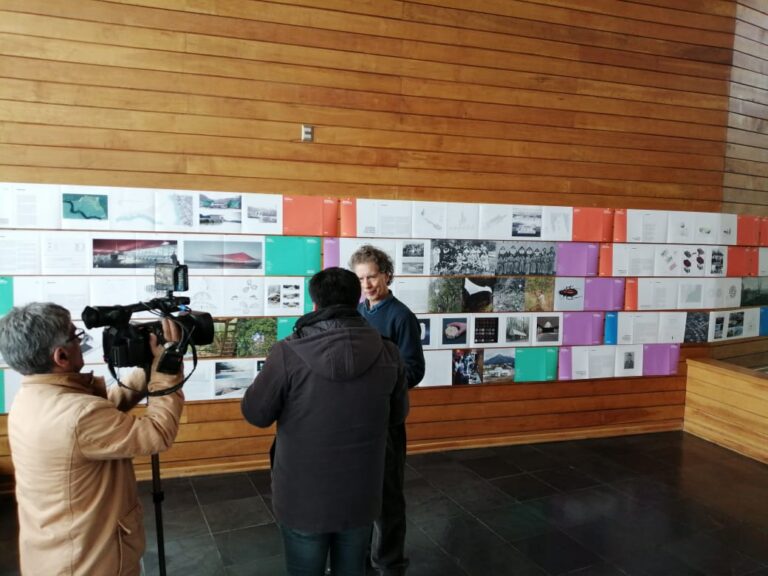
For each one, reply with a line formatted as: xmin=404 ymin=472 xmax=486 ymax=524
xmin=151 ymin=453 xmax=166 ymax=576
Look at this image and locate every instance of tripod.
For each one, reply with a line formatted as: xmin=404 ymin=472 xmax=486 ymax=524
xmin=150 ymin=453 xmax=168 ymax=576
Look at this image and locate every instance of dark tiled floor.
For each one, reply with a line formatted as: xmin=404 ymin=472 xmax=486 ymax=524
xmin=2 ymin=431 xmax=768 ymax=575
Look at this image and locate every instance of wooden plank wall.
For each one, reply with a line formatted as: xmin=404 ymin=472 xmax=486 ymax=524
xmin=723 ymin=0 xmax=768 ymax=214
xmin=685 ymin=358 xmax=768 ymax=464
xmin=0 ymin=0 xmax=742 ymax=483
xmin=0 ymin=0 xmax=735 ymax=208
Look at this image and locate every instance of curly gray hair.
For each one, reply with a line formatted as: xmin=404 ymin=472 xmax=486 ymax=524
xmin=348 ymin=245 xmax=394 ymax=285
xmin=0 ymin=302 xmax=72 ymax=375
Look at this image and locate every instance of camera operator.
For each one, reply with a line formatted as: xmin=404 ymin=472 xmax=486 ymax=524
xmin=0 ymin=302 xmax=184 ymax=576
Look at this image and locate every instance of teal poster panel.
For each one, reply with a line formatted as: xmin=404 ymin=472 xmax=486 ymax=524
xmin=0 ymin=277 xmax=13 ymax=317
xmin=304 ymin=277 xmax=314 ymax=314
xmin=265 ymin=236 xmax=321 ymax=276
xmin=514 ymin=347 xmax=558 ymax=382
xmin=277 ymin=317 xmax=299 ymax=340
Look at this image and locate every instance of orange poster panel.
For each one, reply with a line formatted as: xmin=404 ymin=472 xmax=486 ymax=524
xmin=737 ymin=215 xmax=760 ymax=246
xmin=598 ymin=243 xmax=613 ymax=277
xmin=727 ymin=246 xmax=758 ymax=277
xmin=339 ymin=198 xmax=357 ymax=237
xmin=322 ymin=198 xmax=339 ymax=237
xmin=612 ymin=209 xmax=627 ymax=243
xmin=283 ymin=195 xmax=331 ymax=236
xmin=573 ymin=207 xmax=614 ymax=242
xmin=624 ymin=278 xmax=638 ymax=311
xmin=759 ymin=217 xmax=768 ymax=247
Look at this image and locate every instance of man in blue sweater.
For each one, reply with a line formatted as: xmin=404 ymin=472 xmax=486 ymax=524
xmin=350 ymin=245 xmax=425 ymax=576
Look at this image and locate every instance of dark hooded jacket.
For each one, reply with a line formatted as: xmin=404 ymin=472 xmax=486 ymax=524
xmin=241 ymin=306 xmax=408 ymax=533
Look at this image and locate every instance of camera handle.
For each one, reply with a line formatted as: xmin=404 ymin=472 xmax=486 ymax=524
xmin=146 ymin=341 xmax=199 ymax=397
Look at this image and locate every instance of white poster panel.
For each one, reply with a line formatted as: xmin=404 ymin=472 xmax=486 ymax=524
xmin=0 ymin=182 xmax=61 ymax=229
xmin=242 ymin=193 xmax=283 ymax=235
xmin=109 ymin=187 xmax=157 ymax=231
xmin=412 ymin=201 xmax=447 ymax=239
xmin=155 ymin=189 xmax=199 ymax=232
xmin=420 ymin=350 xmax=453 ymax=387
xmin=479 ymin=203 xmax=513 ymax=240
xmin=41 ymin=231 xmax=91 ymax=275
xmin=0 ymin=230 xmax=41 ymax=274
xmin=627 ymin=210 xmax=668 ymax=244
xmin=541 ymin=206 xmax=573 ymax=241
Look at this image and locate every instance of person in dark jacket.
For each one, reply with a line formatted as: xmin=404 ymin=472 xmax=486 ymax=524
xmin=350 ymin=245 xmax=425 ymax=576
xmin=241 ymin=267 xmax=408 ymax=576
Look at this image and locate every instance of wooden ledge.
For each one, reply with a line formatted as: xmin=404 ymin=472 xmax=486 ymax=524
xmin=686 ymin=358 xmax=768 ymax=384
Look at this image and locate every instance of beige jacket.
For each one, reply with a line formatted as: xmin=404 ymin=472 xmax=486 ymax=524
xmin=9 ymin=370 xmax=184 ymax=576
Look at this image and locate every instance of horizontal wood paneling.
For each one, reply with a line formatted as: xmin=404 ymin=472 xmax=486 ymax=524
xmin=0 ymin=0 xmax=734 ymax=210
xmin=0 ymin=0 xmax=751 ymax=488
xmin=131 ymin=373 xmax=687 ymax=480
xmin=2 ymin=373 xmax=686 ymax=484
xmin=723 ymin=1 xmax=768 ymax=214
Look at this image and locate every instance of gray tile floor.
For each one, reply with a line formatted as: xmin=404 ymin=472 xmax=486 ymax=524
xmin=2 ymin=431 xmax=768 ymax=575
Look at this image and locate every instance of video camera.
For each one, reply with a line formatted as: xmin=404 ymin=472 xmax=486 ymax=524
xmin=81 ymin=263 xmax=214 ymax=393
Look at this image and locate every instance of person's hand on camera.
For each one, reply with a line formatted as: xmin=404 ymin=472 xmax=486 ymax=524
xmin=148 ymin=317 xmax=184 ymax=390
xmin=122 ymin=368 xmax=148 ymax=393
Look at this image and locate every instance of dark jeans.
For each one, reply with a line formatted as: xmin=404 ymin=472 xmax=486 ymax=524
xmin=371 ymin=424 xmax=408 ymax=576
xmin=280 ymin=524 xmax=371 ymax=576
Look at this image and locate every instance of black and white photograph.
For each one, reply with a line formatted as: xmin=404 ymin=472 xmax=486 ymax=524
xmin=684 ymin=312 xmax=709 ymax=343
xmin=505 ymin=315 xmax=531 ymax=344
xmin=184 ymin=239 xmax=263 ymax=271
xmin=709 ymin=248 xmax=725 ymax=275
xmin=418 ymin=317 xmax=432 ymax=348
xmin=199 ymin=192 xmax=242 ymax=232
xmin=712 ymin=315 xmax=725 ymax=340
xmin=493 ymin=277 xmax=526 ymax=312
xmin=452 ymin=348 xmax=483 ymax=385
xmin=482 ymin=348 xmax=516 ymax=383
xmin=462 ymin=277 xmax=495 ymax=312
xmin=247 ymin=205 xmax=277 ymax=223
xmin=428 ymin=277 xmax=463 ymax=313
xmin=535 ymin=315 xmax=560 ymax=343
xmin=495 ymin=241 xmax=556 ymax=275
xmin=214 ymin=359 xmax=255 ymax=398
xmin=92 ymin=238 xmax=178 ymax=269
xmin=511 ymin=206 xmax=542 ymax=238
xmin=623 ymin=351 xmax=635 ymax=370
xmin=441 ymin=316 xmax=468 ymax=346
xmin=472 ymin=316 xmax=499 ymax=344
xmin=430 ymin=240 xmax=497 ymax=275
xmin=399 ymin=240 xmax=427 ymax=274
xmin=740 ymin=277 xmax=768 ymax=307
xmin=242 ymin=193 xmax=282 ymax=234
xmin=266 ymin=282 xmax=302 ymax=314
xmin=727 ymin=311 xmax=744 ymax=338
